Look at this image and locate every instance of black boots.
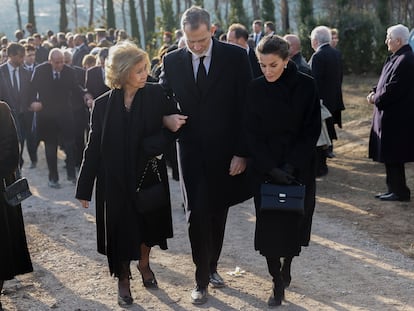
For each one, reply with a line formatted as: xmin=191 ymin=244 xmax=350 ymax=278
xmin=266 ymin=257 xmax=285 ymax=307
xmin=281 ymin=256 xmax=292 ymax=288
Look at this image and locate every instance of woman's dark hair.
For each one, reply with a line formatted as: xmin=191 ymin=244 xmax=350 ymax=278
xmin=256 ymin=35 xmax=290 ymax=60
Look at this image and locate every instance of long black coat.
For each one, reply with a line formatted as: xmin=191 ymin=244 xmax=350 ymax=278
xmin=75 ymin=85 xmax=175 ymax=276
xmin=29 ymin=63 xmax=80 ymax=141
xmin=309 ymin=43 xmax=344 ymax=128
xmin=369 ymin=44 xmax=414 ymax=163
xmin=246 ymin=62 xmax=321 ymax=257
xmin=0 ymin=101 xmax=33 ymax=280
xmin=159 ymin=38 xmax=253 ymax=210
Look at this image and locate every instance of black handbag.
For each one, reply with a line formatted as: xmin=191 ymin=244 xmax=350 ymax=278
xmin=260 ymin=182 xmax=305 ymax=214
xmin=135 ymin=158 xmax=169 ymax=213
xmin=3 ymin=177 xmax=32 ymax=207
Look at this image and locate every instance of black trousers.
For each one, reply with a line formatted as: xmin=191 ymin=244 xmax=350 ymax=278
xmin=187 ymin=176 xmax=229 ymax=287
xmin=23 ymin=112 xmax=39 ymax=164
xmin=385 ymin=162 xmax=410 ymax=199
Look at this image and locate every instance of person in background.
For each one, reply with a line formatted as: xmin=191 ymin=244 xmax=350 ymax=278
xmin=309 ymin=25 xmax=344 ymax=176
xmin=249 ymin=20 xmax=264 ymax=48
xmin=283 ymin=34 xmax=312 ymax=76
xmin=72 ymin=34 xmax=90 ymax=68
xmin=82 ymin=54 xmax=97 ymax=70
xmin=367 ymin=24 xmax=414 ymax=202
xmin=76 ymin=41 xmax=185 ymax=306
xmin=33 ymin=33 xmax=49 ymax=64
xmin=0 ymin=43 xmax=33 ymax=168
xmin=264 ymin=21 xmax=276 ymax=36
xmin=330 ymin=28 xmax=339 ymax=48
xmin=246 ymin=35 xmax=320 ymax=307
xmin=160 ymin=6 xmax=252 ymax=305
xmin=0 ymin=101 xmax=33 ymax=311
xmin=84 ymin=47 xmax=110 ymax=101
xmin=227 ymin=23 xmax=262 ymax=78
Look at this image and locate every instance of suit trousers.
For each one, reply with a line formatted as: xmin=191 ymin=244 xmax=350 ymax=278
xmin=187 ymin=175 xmax=229 ymax=287
xmin=385 ymin=162 xmax=410 ymax=199
xmin=24 ymin=112 xmax=39 ymax=164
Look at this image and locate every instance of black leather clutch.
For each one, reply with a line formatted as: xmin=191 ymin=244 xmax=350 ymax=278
xmin=3 ymin=177 xmax=32 ymax=207
xmin=260 ymin=183 xmax=305 ymax=214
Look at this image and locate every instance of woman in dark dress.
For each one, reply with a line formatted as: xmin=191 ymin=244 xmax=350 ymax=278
xmin=0 ymin=101 xmax=33 ymax=310
xmin=75 ymin=41 xmax=184 ymax=306
xmin=246 ymin=36 xmax=321 ymax=307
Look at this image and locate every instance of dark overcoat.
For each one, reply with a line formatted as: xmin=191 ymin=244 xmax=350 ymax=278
xmin=246 ymin=62 xmax=321 ymax=257
xmin=369 ymin=44 xmax=414 ymax=163
xmin=309 ymin=44 xmax=344 ymax=129
xmin=159 ymin=38 xmax=253 ymax=211
xmin=29 ymin=62 xmax=79 ymax=141
xmin=0 ymin=101 xmax=33 ymax=280
xmin=75 ymin=84 xmax=175 ymax=276
xmin=85 ymin=66 xmax=110 ymax=99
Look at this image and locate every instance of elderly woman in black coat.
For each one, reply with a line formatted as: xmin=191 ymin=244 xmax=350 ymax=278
xmin=246 ymin=35 xmax=321 ymax=307
xmin=76 ymin=41 xmax=185 ymax=306
xmin=0 ymin=101 xmax=33 ymax=309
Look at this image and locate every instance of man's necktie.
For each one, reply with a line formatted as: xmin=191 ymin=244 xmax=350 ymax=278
xmin=12 ymin=68 xmax=19 ymax=94
xmin=196 ymin=56 xmax=207 ymax=92
xmin=54 ymin=71 xmax=59 ymax=80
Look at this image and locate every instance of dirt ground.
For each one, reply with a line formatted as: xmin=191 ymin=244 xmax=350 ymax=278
xmin=1 ymin=77 xmax=414 ymax=310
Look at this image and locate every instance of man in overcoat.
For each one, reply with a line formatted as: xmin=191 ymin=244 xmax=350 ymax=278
xmin=29 ymin=48 xmax=81 ymax=188
xmin=367 ymin=24 xmax=414 ymax=202
xmin=160 ymin=6 xmax=253 ymax=305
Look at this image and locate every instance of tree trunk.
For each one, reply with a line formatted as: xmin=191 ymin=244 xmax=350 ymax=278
xmin=60 ymin=0 xmax=68 ymax=32
xmin=107 ymin=0 xmax=116 ymax=28
xmin=176 ymin=0 xmax=181 ymax=23
xmin=88 ymin=0 xmax=94 ymax=27
xmin=15 ymin=0 xmax=22 ymax=31
xmin=129 ymin=0 xmax=141 ymax=46
xmin=138 ymin=0 xmax=147 ymax=43
xmin=73 ymin=0 xmax=78 ymax=30
xmin=280 ymin=0 xmax=289 ymax=33
xmin=121 ymin=0 xmax=127 ymax=30
xmin=28 ymin=0 xmax=36 ymax=32
xmin=251 ymin=0 xmax=260 ymax=20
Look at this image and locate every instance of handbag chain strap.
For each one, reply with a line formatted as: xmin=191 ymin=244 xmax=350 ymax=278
xmin=136 ymin=158 xmax=162 ymax=192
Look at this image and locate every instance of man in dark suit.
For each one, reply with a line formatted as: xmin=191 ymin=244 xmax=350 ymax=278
xmin=29 ymin=48 xmax=81 ymax=188
xmin=309 ymin=25 xmax=345 ymax=176
xmin=248 ymin=19 xmax=264 ymax=49
xmin=367 ymin=24 xmax=414 ymax=202
xmin=72 ymin=34 xmax=90 ymax=68
xmin=33 ymin=33 xmax=48 ymax=64
xmin=160 ymin=6 xmax=252 ymax=305
xmin=0 ymin=43 xmax=32 ymax=168
xmin=227 ymin=23 xmax=262 ymax=78
xmin=284 ymin=34 xmax=312 ymax=76
xmin=84 ymin=47 xmax=109 ymax=100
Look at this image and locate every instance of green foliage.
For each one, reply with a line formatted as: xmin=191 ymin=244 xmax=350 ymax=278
xmin=261 ymin=0 xmax=275 ymax=24
xmin=194 ymin=0 xmax=204 ymax=7
xmin=299 ymin=0 xmax=313 ymax=24
xmin=59 ymin=0 xmax=68 ymax=32
xmin=229 ymin=0 xmax=248 ymax=27
xmin=377 ymin=0 xmax=390 ymax=26
xmin=106 ymin=0 xmax=116 ymax=29
xmin=337 ymin=11 xmax=388 ymax=74
xmin=159 ymin=0 xmax=177 ymax=32
xmin=297 ymin=0 xmax=315 ymax=60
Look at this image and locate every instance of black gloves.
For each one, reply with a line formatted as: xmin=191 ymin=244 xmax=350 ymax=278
xmin=268 ymin=167 xmax=295 ymax=185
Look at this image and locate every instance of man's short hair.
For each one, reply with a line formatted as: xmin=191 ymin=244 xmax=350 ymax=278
xmin=181 ymin=6 xmax=211 ymax=31
xmin=311 ymin=25 xmax=332 ymax=45
xmin=228 ymin=23 xmax=249 ymax=41
xmin=7 ymin=42 xmax=25 ymax=56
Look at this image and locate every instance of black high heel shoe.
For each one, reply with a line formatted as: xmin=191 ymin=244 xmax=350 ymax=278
xmin=137 ymin=265 xmax=158 ymax=289
xmin=118 ymin=279 xmax=133 ymax=306
xmin=267 ymin=281 xmax=285 ymax=307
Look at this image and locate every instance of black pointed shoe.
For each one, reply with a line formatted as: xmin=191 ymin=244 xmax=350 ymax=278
xmin=379 ymin=193 xmax=410 ymax=202
xmin=209 ymin=271 xmax=225 ymax=288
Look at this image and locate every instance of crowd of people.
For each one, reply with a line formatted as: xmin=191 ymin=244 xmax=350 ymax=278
xmin=1 ymin=5 xmax=413 ymax=309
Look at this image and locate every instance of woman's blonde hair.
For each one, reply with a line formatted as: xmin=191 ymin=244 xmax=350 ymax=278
xmin=105 ymin=41 xmax=150 ymax=89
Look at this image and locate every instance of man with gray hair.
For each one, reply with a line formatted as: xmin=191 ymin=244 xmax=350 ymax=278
xmin=309 ymin=25 xmax=344 ymax=176
xmin=160 ymin=5 xmax=252 ymax=305
xmin=367 ymin=24 xmax=414 ymax=202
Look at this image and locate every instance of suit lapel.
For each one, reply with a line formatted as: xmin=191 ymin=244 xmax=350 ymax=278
xmin=180 ymin=48 xmax=200 ymax=99
xmin=202 ymin=39 xmax=222 ymax=96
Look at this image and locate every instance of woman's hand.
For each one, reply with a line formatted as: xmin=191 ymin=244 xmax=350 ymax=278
xmin=366 ymin=92 xmax=375 ymax=104
xmin=229 ymin=156 xmax=247 ymax=176
xmin=78 ymin=199 xmax=90 ymax=209
xmin=163 ymin=114 xmax=188 ymax=132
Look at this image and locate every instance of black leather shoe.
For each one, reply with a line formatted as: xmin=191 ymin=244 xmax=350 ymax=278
xmin=380 ymin=193 xmax=410 ymax=202
xmin=191 ymin=285 xmax=208 ymax=305
xmin=137 ymin=265 xmax=158 ymax=289
xmin=209 ymin=271 xmax=225 ymax=288
xmin=326 ymin=151 xmax=336 ymax=158
xmin=375 ymin=192 xmax=391 ymax=199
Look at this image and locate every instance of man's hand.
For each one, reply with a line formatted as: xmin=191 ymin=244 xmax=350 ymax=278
xmin=163 ymin=114 xmax=188 ymax=132
xmin=229 ymin=156 xmax=247 ymax=176
xmin=30 ymin=101 xmax=43 ymax=112
xmin=366 ymin=91 xmax=375 ymax=104
xmin=84 ymin=93 xmax=94 ymax=108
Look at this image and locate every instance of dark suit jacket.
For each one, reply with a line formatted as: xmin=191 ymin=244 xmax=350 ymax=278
xmin=248 ymin=47 xmax=262 ymax=78
xmin=160 ymin=38 xmax=253 ymax=208
xmin=309 ymin=44 xmax=344 ymax=119
xmin=29 ymin=62 xmax=80 ymax=140
xmin=72 ymin=44 xmax=90 ymax=67
xmin=85 ymin=66 xmax=110 ymax=99
xmin=369 ymin=44 xmax=414 ymax=163
xmin=35 ymin=46 xmax=49 ymax=64
xmin=0 ymin=64 xmax=32 ymax=114
xmin=292 ymin=52 xmax=312 ymax=76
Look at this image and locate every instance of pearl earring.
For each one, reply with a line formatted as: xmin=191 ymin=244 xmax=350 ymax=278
xmin=284 ymin=64 xmax=287 ymax=69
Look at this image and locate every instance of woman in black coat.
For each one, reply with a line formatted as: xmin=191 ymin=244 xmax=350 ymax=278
xmin=75 ymin=41 xmax=184 ymax=306
xmin=0 ymin=101 xmax=33 ymax=309
xmin=246 ymin=36 xmax=321 ymax=307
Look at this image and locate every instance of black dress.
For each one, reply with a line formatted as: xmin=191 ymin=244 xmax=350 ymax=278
xmin=76 ymin=84 xmax=175 ymax=276
xmin=0 ymin=101 xmax=33 ymax=280
xmin=246 ymin=62 xmax=321 ymax=258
